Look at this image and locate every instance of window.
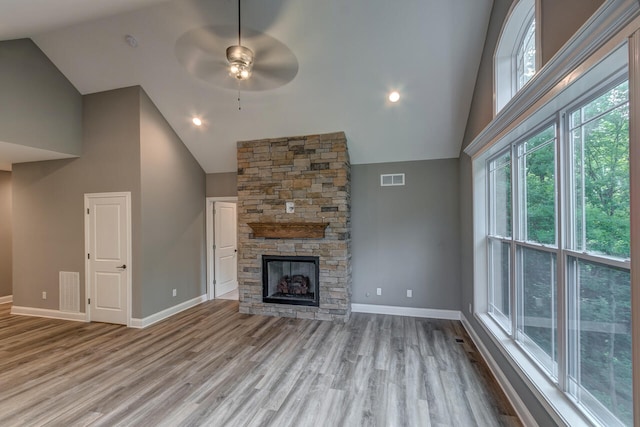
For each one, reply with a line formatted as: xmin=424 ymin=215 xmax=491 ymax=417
xmin=495 ymin=0 xmax=537 ymax=113
xmin=566 ymin=80 xmax=631 ymax=425
xmin=517 ymin=17 xmax=536 ymax=90
xmin=485 ymin=78 xmax=631 ymax=426
xmin=488 ymin=150 xmax=512 ymax=331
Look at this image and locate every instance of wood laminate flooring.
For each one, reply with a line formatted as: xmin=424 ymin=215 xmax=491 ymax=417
xmin=0 ymin=301 xmax=522 ymax=427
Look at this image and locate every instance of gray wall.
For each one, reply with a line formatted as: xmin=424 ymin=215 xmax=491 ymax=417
xmin=352 ymin=160 xmax=460 ymax=310
xmin=139 ymin=90 xmax=206 ymax=318
xmin=0 ymin=171 xmax=11 ymax=297
xmin=204 ymin=160 xmax=462 ymax=310
xmin=459 ymin=0 xmax=606 ymax=424
xmin=12 ymin=87 xmax=142 ymax=310
xmin=206 ymin=172 xmax=237 ymax=197
xmin=11 ymin=86 xmax=207 ymax=319
xmin=0 ymin=39 xmax=81 ymax=154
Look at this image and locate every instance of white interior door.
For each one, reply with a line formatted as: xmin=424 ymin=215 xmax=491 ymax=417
xmin=214 ymin=201 xmax=238 ymax=297
xmin=85 ymin=193 xmax=131 ymax=325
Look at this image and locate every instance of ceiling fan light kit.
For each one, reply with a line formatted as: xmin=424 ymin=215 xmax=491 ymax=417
xmin=226 ymin=45 xmax=254 ymax=80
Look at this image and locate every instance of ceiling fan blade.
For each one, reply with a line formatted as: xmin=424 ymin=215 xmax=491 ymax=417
xmin=175 ymin=24 xmax=298 ymax=92
xmin=253 ymin=62 xmax=298 ymax=83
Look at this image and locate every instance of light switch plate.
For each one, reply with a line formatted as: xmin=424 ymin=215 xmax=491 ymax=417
xmin=286 ymin=202 xmax=295 ymax=213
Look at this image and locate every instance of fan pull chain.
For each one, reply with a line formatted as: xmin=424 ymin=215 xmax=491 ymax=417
xmin=237 ymin=90 xmax=242 ymax=110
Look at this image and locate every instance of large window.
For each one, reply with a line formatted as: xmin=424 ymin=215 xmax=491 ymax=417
xmin=486 ymin=80 xmax=631 ymax=425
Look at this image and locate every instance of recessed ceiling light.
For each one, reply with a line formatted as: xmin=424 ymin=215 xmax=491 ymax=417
xmin=389 ymin=91 xmax=400 ymax=103
xmin=192 ymin=117 xmax=202 ymax=126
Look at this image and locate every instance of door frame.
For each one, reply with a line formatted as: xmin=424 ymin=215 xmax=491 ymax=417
xmin=206 ymin=196 xmax=238 ymax=300
xmin=84 ymin=192 xmax=133 ymax=326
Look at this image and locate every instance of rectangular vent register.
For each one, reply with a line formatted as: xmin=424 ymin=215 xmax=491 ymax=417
xmin=380 ymin=173 xmax=405 ymax=186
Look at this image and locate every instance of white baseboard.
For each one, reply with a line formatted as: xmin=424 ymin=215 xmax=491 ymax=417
xmin=460 ymin=314 xmax=538 ymax=427
xmin=0 ymin=295 xmax=13 ymax=304
xmin=11 ymin=305 xmax=88 ymax=322
xmin=130 ymin=294 xmax=207 ymax=329
xmin=351 ymin=303 xmax=461 ymax=320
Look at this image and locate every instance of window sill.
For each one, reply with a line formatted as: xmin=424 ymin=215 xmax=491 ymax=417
xmin=474 ymin=313 xmax=598 ymax=427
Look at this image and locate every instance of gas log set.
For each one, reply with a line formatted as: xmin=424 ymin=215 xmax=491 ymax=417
xmin=276 ymin=274 xmax=310 ymax=295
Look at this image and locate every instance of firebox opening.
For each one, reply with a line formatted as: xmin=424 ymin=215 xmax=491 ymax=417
xmin=262 ymin=255 xmax=319 ymax=307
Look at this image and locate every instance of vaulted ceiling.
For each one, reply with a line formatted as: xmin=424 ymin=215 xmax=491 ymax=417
xmin=0 ymin=0 xmax=492 ymax=173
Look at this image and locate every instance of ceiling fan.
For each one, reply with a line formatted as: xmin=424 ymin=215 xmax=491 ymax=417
xmin=175 ymin=0 xmax=298 ymax=92
xmin=226 ymin=0 xmax=253 ymax=81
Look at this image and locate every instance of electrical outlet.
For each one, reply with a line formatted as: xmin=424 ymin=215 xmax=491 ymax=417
xmin=42 ymin=291 xmax=47 ymax=300
xmin=172 ymin=289 xmax=177 ymax=297
xmin=366 ymin=292 xmax=370 ymax=297
xmin=376 ymin=288 xmax=382 ymax=296
xmin=407 ymin=289 xmax=413 ymax=298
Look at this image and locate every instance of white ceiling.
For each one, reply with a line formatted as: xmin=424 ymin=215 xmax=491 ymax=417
xmin=0 ymin=0 xmax=492 ymax=173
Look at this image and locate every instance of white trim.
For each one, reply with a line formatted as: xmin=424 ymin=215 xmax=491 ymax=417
xmin=0 ymin=295 xmax=13 ymax=304
xmin=534 ymin=0 xmax=542 ymax=85
xmin=473 ymin=313 xmax=600 ymax=426
xmin=130 ymin=294 xmax=207 ymax=329
xmin=627 ymin=28 xmax=640 ymax=427
xmin=11 ymin=305 xmax=88 ymax=322
xmin=461 ymin=314 xmax=539 ymax=427
xmin=84 ymin=192 xmax=133 ymax=327
xmin=206 ymin=196 xmax=238 ymax=300
xmin=351 ymin=303 xmax=461 ymax=320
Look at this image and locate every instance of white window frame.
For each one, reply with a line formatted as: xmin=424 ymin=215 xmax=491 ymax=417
xmin=495 ymin=0 xmax=541 ymax=114
xmin=476 ymin=36 xmax=634 ymax=426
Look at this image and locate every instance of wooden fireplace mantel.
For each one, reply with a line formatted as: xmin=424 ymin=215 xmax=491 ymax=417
xmin=248 ymin=222 xmax=329 ymax=239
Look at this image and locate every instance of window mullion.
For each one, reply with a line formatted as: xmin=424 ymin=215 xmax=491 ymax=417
xmin=580 ymin=107 xmax=587 ymax=253
xmin=557 ymin=112 xmax=568 ymax=391
xmin=511 ymin=142 xmax=519 ymax=338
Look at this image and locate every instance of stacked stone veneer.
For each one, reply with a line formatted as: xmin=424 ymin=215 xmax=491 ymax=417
xmin=237 ymin=131 xmax=351 ymax=321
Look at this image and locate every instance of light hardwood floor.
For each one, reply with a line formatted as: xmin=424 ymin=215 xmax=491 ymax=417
xmin=0 ymin=301 xmax=522 ymax=426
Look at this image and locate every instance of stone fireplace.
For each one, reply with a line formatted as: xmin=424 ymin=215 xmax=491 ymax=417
xmin=237 ymin=131 xmax=351 ymax=321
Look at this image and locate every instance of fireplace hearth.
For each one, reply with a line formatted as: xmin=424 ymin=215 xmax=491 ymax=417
xmin=263 ymin=255 xmax=319 ymax=306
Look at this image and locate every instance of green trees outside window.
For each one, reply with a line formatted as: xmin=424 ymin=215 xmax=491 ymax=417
xmin=568 ymin=81 xmax=631 ymax=425
xmin=487 ymin=80 xmax=631 ymax=425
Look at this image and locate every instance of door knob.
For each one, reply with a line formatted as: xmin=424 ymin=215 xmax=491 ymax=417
xmin=116 ymin=264 xmax=127 ymax=270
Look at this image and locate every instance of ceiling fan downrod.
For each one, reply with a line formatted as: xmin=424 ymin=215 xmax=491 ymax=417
xmin=227 ymin=0 xmax=254 ymax=80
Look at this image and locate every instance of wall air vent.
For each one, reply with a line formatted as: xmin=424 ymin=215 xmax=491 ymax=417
xmin=380 ymin=173 xmax=405 ymax=187
xmin=59 ymin=271 xmax=80 ymax=312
